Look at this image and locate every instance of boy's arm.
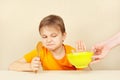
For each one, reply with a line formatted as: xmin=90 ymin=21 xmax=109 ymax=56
xmin=8 ymin=58 xmax=33 ymax=72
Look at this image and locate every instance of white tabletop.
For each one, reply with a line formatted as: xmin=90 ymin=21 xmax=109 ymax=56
xmin=0 ymin=70 xmax=120 ymax=80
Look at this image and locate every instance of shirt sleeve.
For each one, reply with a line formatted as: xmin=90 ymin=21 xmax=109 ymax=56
xmin=24 ymin=49 xmax=38 ymax=63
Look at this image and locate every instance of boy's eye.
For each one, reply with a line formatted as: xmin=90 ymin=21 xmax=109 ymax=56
xmin=51 ymin=34 xmax=57 ymax=37
xmin=42 ymin=35 xmax=47 ymax=38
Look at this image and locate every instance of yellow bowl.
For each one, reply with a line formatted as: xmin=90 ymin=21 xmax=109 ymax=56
xmin=67 ymin=51 xmax=93 ymax=68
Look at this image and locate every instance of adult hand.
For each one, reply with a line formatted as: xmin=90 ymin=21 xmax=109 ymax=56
xmin=91 ymin=42 xmax=111 ymax=63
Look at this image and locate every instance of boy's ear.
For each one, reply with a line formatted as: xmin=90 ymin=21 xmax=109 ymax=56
xmin=63 ymin=32 xmax=67 ymax=40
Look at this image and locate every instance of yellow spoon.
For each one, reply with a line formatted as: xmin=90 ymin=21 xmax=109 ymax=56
xmin=35 ymin=41 xmax=42 ymax=73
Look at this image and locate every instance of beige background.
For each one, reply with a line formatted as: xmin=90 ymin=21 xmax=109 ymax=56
xmin=0 ymin=0 xmax=120 ymax=70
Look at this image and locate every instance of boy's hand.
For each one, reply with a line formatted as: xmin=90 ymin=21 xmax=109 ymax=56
xmin=31 ymin=57 xmax=41 ymax=72
xmin=76 ymin=40 xmax=86 ymax=52
xmin=72 ymin=40 xmax=86 ymax=53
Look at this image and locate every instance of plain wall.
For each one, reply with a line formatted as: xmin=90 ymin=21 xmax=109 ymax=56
xmin=0 ymin=0 xmax=120 ymax=70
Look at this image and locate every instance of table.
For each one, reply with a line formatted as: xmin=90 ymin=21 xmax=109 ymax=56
xmin=0 ymin=70 xmax=120 ymax=80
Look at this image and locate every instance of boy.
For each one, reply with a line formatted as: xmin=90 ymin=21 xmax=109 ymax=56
xmin=9 ymin=15 xmax=86 ymax=72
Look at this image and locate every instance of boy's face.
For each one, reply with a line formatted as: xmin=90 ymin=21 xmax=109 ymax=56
xmin=40 ymin=25 xmax=66 ymax=51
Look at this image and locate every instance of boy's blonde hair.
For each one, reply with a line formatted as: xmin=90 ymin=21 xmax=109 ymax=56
xmin=39 ymin=15 xmax=66 ymax=34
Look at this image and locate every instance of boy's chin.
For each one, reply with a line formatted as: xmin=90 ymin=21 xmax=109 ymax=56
xmin=47 ymin=47 xmax=56 ymax=51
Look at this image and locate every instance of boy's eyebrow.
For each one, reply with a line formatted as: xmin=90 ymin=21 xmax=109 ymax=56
xmin=41 ymin=32 xmax=58 ymax=35
xmin=51 ymin=33 xmax=57 ymax=35
xmin=41 ymin=34 xmax=46 ymax=36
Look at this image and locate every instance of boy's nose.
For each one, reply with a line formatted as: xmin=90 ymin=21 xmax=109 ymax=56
xmin=46 ymin=37 xmax=52 ymax=42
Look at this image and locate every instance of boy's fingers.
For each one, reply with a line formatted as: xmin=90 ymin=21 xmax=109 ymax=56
xmin=76 ymin=40 xmax=86 ymax=52
xmin=32 ymin=57 xmax=40 ymax=61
